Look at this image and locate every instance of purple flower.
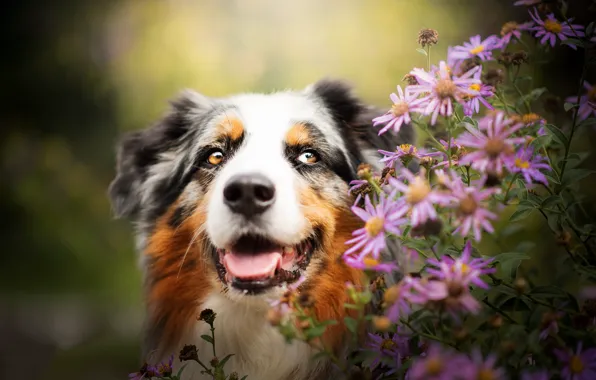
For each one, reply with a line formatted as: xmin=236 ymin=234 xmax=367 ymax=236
xmin=521 ymin=369 xmax=550 ymax=380
xmin=384 ymin=275 xmax=432 ymax=322
xmin=468 ymin=349 xmax=507 ymax=380
xmin=408 ymin=343 xmax=468 ymax=380
xmin=379 ymin=143 xmax=442 ymax=168
xmin=408 ymin=62 xmax=481 ymax=125
xmin=449 ymin=35 xmax=500 ymax=63
xmin=363 ymin=331 xmax=409 ymax=370
xmin=505 ymin=147 xmax=551 ymax=185
xmin=154 ymin=355 xmax=174 ymax=377
xmin=462 ymin=69 xmax=494 ymax=116
xmin=565 ymin=81 xmax=596 ymax=121
xmin=388 ymin=168 xmax=454 ymax=226
xmin=373 ymin=85 xmax=425 ymax=135
xmin=344 ymin=254 xmax=398 ymax=273
xmin=129 ymin=363 xmax=158 ymax=380
xmin=554 ymin=342 xmax=596 ymax=380
xmin=457 ymin=111 xmax=525 ymax=175
xmin=499 ymin=21 xmax=534 ymax=50
xmin=426 ymin=241 xmax=495 ymax=289
xmin=345 ymin=194 xmax=406 ymax=259
xmin=445 ymin=173 xmax=499 ymax=241
xmin=529 ymin=9 xmax=585 ymax=50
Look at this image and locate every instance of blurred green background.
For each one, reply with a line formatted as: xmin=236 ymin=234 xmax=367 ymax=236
xmin=0 ymin=1 xmax=592 ymax=379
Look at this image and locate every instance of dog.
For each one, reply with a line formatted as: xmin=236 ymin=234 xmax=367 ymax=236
xmin=109 ymin=79 xmax=414 ymax=380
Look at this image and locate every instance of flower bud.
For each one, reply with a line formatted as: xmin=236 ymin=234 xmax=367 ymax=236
xmin=372 ymin=316 xmax=392 ymax=332
xmin=417 ymin=28 xmax=439 ymax=47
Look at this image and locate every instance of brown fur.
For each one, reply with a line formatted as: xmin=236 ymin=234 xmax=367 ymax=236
xmin=216 ymin=117 xmax=244 ymax=141
xmin=285 ymin=123 xmax=313 ymax=146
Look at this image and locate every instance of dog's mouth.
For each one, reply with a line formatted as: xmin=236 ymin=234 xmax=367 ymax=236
xmin=215 ymin=233 xmax=319 ymax=294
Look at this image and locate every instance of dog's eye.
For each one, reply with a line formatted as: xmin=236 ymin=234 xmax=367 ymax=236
xmin=207 ymin=150 xmax=225 ymax=166
xmin=297 ymin=150 xmax=319 ymax=164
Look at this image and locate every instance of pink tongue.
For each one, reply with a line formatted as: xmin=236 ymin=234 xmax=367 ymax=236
xmin=223 ymin=252 xmax=282 ymax=279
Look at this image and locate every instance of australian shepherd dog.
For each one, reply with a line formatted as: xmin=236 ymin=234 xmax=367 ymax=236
xmin=109 ymin=79 xmax=413 ymax=380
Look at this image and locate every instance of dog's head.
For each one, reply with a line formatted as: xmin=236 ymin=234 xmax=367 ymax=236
xmin=109 ymin=79 xmax=412 ymax=300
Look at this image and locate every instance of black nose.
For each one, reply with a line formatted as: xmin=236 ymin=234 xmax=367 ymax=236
xmin=223 ymin=173 xmax=275 ymax=217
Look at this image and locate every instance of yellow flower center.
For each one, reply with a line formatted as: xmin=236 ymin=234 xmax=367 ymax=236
xmin=514 ymin=158 xmax=530 ymax=169
xmin=501 ymin=21 xmax=518 ymax=36
xmin=477 ymin=368 xmax=497 ymax=380
xmin=469 ymin=83 xmax=481 ymax=92
xmin=570 ymin=355 xmax=584 ymax=374
xmin=381 ymin=339 xmax=396 ymax=350
xmin=470 ymin=45 xmax=485 ymax=55
xmin=544 ymin=19 xmax=563 ymax=33
xmin=363 ymin=256 xmax=380 ymax=267
xmin=435 ymin=79 xmax=457 ymax=99
xmin=391 ymin=102 xmax=410 ymax=117
xmin=365 ymin=217 xmax=384 ymax=236
xmin=485 ymin=139 xmax=506 ymax=158
xmin=406 ymin=176 xmax=431 ymax=204
xmin=459 ymin=195 xmax=478 ymax=215
xmin=383 ymin=285 xmax=402 ymax=304
xmin=425 ymin=357 xmax=443 ymax=375
xmin=399 ymin=144 xmax=418 ymax=155
xmin=522 ymin=113 xmax=542 ymax=125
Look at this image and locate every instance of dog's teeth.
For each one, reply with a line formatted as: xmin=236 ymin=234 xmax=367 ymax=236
xmin=283 ymin=246 xmax=295 ymax=255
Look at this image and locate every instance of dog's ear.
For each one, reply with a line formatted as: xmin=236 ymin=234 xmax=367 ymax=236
xmin=108 ymin=90 xmax=212 ymax=219
xmin=307 ymin=79 xmax=415 ymax=168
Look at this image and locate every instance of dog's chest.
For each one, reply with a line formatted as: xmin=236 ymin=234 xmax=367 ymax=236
xmin=177 ymin=292 xmax=322 ymax=380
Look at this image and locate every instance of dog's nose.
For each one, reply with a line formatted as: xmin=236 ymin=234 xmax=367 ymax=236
xmin=223 ymin=173 xmax=276 ymax=217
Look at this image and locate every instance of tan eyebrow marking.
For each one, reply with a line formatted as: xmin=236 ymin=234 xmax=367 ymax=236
xmin=285 ymin=123 xmax=313 ymax=146
xmin=216 ymin=116 xmax=244 ymax=141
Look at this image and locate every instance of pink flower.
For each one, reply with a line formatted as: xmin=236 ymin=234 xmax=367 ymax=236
xmin=565 ymin=81 xmax=596 ymax=121
xmin=514 ymin=0 xmax=542 ymax=5
xmin=408 ymin=61 xmax=481 ymax=125
xmin=529 ymin=8 xmax=585 ymax=50
xmin=462 ymin=68 xmax=495 ymax=116
xmin=449 ymin=35 xmax=500 ymax=63
xmin=388 ymin=168 xmax=454 ymax=226
xmin=409 ymin=344 xmax=470 ymax=380
xmin=554 ymin=342 xmax=596 ymax=380
xmin=505 ymin=147 xmax=551 ymax=185
xmin=373 ymin=85 xmax=425 ymax=135
xmin=345 ymin=194 xmax=406 ymax=260
xmin=379 ymin=143 xmax=442 ymax=168
xmin=468 ymin=349 xmax=507 ymax=380
xmin=457 ymin=111 xmax=526 ymax=175
xmin=499 ymin=21 xmax=534 ymax=50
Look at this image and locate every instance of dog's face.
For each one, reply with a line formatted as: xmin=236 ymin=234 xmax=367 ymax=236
xmin=109 ymin=80 xmax=408 ymax=301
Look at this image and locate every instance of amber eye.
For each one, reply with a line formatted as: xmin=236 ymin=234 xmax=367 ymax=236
xmin=207 ymin=150 xmax=224 ymax=166
xmin=297 ymin=150 xmax=319 ymax=164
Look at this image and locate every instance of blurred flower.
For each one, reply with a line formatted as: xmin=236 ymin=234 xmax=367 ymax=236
xmin=514 ymin=0 xmax=542 ymax=5
xmin=565 ymin=81 xmax=596 ymax=121
xmin=129 ymin=363 xmax=158 ymax=380
xmin=483 ymin=68 xmax=505 ymax=87
xmin=468 ymin=349 xmax=507 ymax=380
xmin=364 ymin=331 xmax=409 ymax=370
xmin=426 ymin=241 xmax=495 ymax=289
xmin=458 ymin=111 xmax=525 ymax=175
xmin=389 ymin=169 xmax=454 ymax=226
xmin=462 ymin=68 xmax=495 ymax=116
xmin=511 ymin=112 xmax=546 ymax=127
xmin=345 ymin=194 xmax=406 ymax=259
xmin=499 ymin=21 xmax=534 ymax=49
xmin=373 ymin=85 xmax=425 ymax=135
xmin=408 ymin=343 xmax=467 ymax=380
xmin=154 ymin=355 xmax=174 ymax=377
xmin=449 ymin=35 xmax=500 ymax=63
xmin=521 ymin=369 xmax=550 ymax=380
xmin=379 ymin=144 xmax=441 ymax=168
xmin=529 ymin=9 xmax=585 ymax=50
xmin=418 ymin=28 xmax=439 ymax=47
xmin=447 ymin=174 xmax=499 ymax=241
xmin=408 ymin=61 xmax=481 ymax=125
xmin=433 ymin=139 xmax=468 ymax=168
xmin=539 ymin=311 xmax=563 ymax=341
xmin=344 ymin=254 xmax=398 ymax=273
xmin=505 ymin=147 xmax=551 ymax=185
xmin=554 ymin=342 xmax=596 ymax=380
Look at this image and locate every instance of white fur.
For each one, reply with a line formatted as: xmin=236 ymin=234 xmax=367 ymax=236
xmin=176 ymin=292 xmax=323 ymax=380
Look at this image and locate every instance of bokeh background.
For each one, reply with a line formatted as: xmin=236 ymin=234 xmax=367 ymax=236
xmin=1 ymin=1 xmax=593 ymax=379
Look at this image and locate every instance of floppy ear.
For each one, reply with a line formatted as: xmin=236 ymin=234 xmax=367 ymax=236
xmin=308 ymin=78 xmax=415 ymax=169
xmin=108 ymin=90 xmax=213 ymax=220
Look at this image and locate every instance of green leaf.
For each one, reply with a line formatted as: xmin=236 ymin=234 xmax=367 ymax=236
xmin=529 ymin=285 xmax=570 ymax=299
xmin=587 ymin=21 xmax=595 ymax=36
xmin=344 ymin=316 xmax=358 ymax=333
xmin=416 ymin=48 xmax=428 ymax=56
xmin=578 ymin=118 xmax=596 ymax=128
xmin=561 ymin=38 xmax=584 ymax=48
xmin=200 ymin=334 xmax=214 ymax=344
xmin=509 ymin=208 xmax=534 ymax=222
xmin=493 ymin=252 xmax=530 ymax=280
xmin=305 ymin=325 xmax=328 ymax=340
xmin=218 ymin=354 xmax=235 ymax=368
xmin=564 ymin=102 xmax=577 ymax=112
xmin=541 ymin=195 xmax=562 ymax=208
xmin=530 ymin=134 xmax=552 ymax=149
xmin=176 ymin=364 xmax=189 ymax=378
xmin=562 ymin=168 xmax=596 ymax=186
xmin=544 ymin=124 xmax=568 ymax=146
